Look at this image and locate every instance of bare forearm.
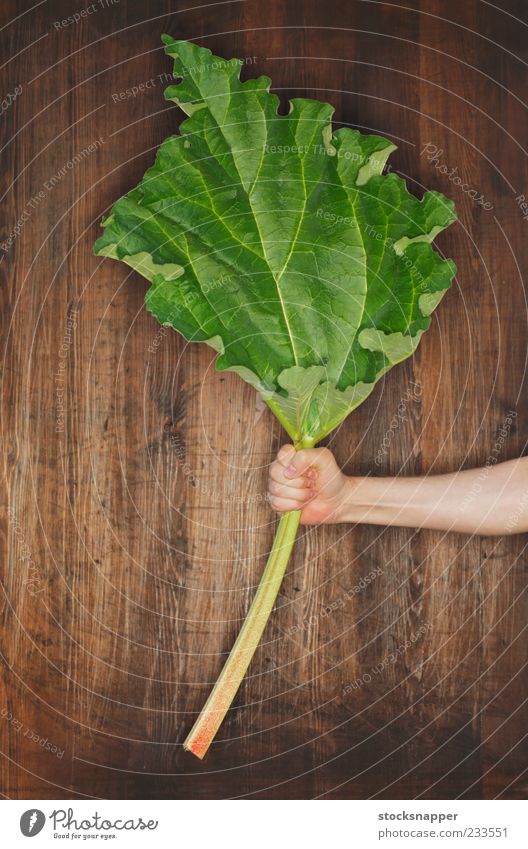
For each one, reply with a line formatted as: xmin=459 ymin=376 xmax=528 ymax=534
xmin=339 ymin=458 xmax=528 ymax=536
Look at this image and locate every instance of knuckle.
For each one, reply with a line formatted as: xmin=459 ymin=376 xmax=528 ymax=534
xmin=278 ymin=443 xmax=294 ymax=461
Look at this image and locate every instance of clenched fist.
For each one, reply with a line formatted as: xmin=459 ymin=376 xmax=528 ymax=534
xmin=267 ymin=444 xmax=351 ymax=524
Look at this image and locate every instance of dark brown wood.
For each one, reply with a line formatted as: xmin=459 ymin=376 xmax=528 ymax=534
xmin=1 ymin=0 xmax=527 ymax=799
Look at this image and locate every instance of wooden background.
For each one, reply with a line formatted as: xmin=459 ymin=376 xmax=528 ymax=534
xmin=1 ymin=0 xmax=527 ymax=800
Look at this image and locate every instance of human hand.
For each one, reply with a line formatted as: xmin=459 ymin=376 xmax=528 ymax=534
xmin=267 ymin=444 xmax=350 ymax=524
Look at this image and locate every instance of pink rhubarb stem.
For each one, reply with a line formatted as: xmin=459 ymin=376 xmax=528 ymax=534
xmin=184 ymin=507 xmax=302 ymax=759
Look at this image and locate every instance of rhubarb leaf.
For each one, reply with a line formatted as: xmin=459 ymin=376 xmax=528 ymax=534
xmin=94 ymin=36 xmax=456 ymax=446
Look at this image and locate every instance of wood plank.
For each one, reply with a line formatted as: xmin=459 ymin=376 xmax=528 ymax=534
xmin=0 ymin=0 xmax=526 ymax=799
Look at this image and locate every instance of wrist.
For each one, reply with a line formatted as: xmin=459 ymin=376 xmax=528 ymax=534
xmin=335 ymin=474 xmax=433 ymax=528
xmin=334 ymin=475 xmax=370 ymax=523
xmin=334 ymin=474 xmax=394 ymax=524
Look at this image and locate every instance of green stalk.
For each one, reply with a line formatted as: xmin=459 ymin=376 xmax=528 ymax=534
xmin=184 ymin=507 xmax=302 ymax=759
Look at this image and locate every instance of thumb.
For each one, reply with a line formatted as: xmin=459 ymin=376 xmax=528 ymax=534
xmin=284 ymin=447 xmax=330 ymax=478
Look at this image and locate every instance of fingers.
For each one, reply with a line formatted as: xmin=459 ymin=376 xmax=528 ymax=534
xmin=268 ymin=494 xmax=308 ymax=513
xmin=276 ymin=444 xmax=296 ymax=468
xmin=269 ymin=446 xmax=316 ymax=511
xmin=268 ymin=479 xmax=313 ymax=502
xmin=269 ymin=445 xmax=339 ymax=514
xmin=269 ymin=460 xmax=307 ymax=489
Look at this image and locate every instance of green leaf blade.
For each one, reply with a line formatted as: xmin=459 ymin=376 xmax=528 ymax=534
xmin=94 ymin=36 xmax=457 ymax=443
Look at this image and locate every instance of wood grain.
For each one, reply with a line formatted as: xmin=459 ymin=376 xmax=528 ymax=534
xmin=0 ymin=0 xmax=526 ymax=799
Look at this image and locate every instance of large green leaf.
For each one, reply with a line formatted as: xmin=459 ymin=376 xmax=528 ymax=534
xmin=95 ymin=36 xmax=456 ymax=446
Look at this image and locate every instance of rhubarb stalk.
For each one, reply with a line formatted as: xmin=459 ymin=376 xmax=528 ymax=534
xmin=184 ymin=506 xmax=302 ymax=759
